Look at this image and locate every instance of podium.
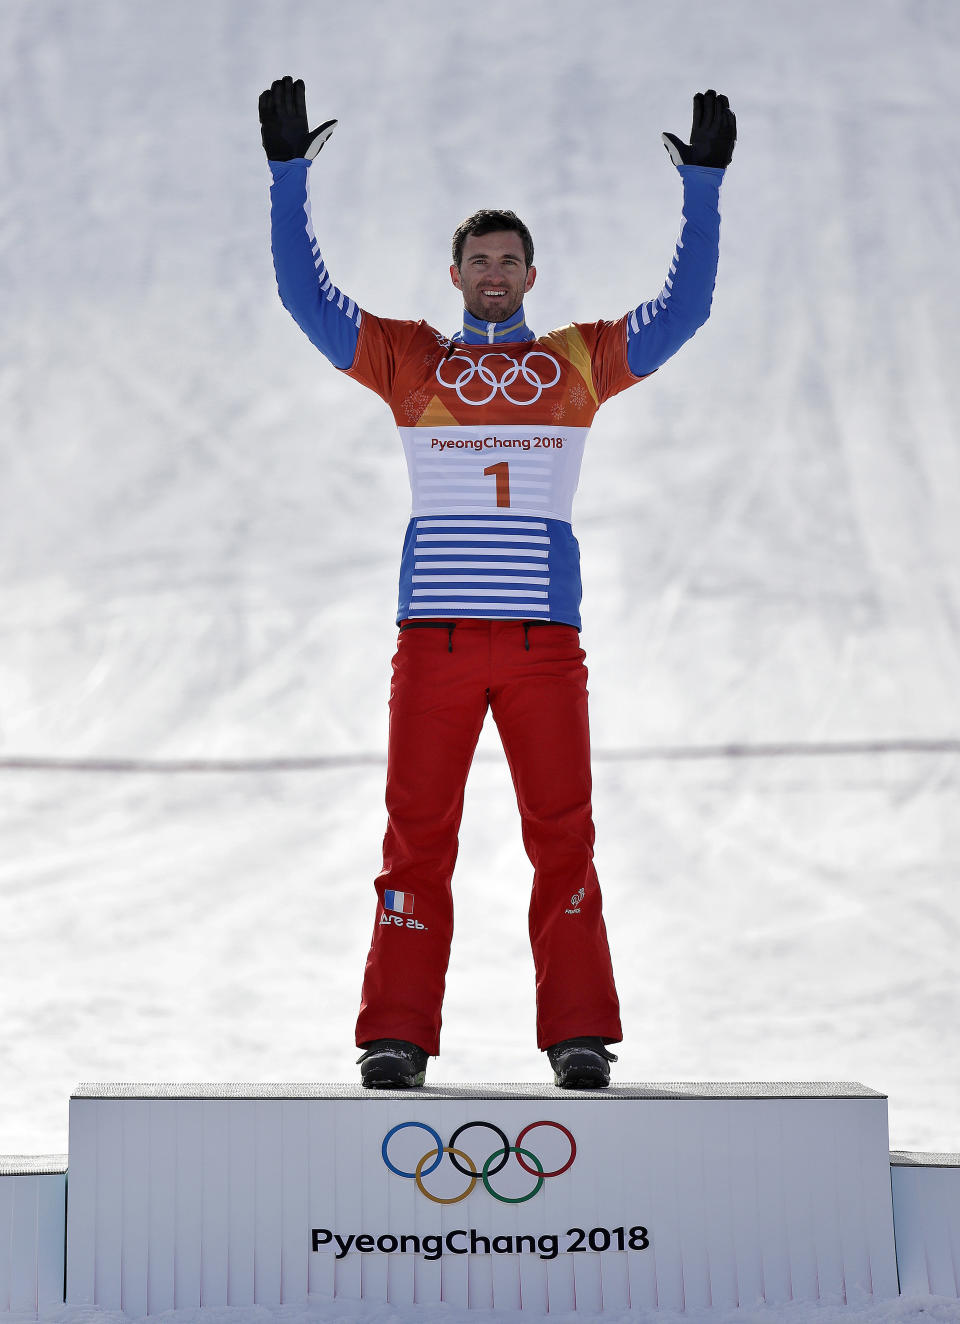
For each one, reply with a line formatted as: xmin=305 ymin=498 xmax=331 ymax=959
xmin=890 ymin=1151 xmax=960 ymax=1296
xmin=0 ymin=1155 xmax=67 ymax=1312
xmin=63 ymin=1081 xmax=900 ymax=1314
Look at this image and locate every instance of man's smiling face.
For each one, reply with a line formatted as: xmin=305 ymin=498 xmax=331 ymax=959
xmin=450 ymin=230 xmax=537 ymax=323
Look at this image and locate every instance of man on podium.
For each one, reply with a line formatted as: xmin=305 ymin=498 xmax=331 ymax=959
xmin=260 ymin=78 xmax=735 ymax=1089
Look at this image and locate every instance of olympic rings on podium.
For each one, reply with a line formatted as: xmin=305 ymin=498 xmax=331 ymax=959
xmin=381 ymin=1120 xmax=576 ymax=1204
xmin=482 ymin=1146 xmax=544 ymax=1203
xmin=415 ymin=1146 xmax=478 ymax=1204
xmin=448 ymin=1121 xmax=510 ymax=1176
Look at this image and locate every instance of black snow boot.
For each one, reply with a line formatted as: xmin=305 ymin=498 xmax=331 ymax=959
xmin=547 ymin=1037 xmax=618 ymax=1089
xmin=357 ymin=1039 xmax=428 ymax=1089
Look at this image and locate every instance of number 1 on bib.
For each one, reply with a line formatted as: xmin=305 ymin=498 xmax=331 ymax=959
xmin=483 ymin=461 xmax=511 ymax=508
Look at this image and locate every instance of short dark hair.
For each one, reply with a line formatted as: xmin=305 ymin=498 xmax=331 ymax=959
xmin=451 ymin=209 xmax=534 ymax=270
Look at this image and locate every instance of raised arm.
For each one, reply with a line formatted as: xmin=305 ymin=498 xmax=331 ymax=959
xmin=259 ymin=76 xmax=360 ymax=370
xmin=626 ymin=90 xmax=736 ymax=378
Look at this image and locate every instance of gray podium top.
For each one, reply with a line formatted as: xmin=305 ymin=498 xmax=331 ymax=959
xmin=0 ymin=1154 xmax=68 ymax=1176
xmin=72 ymin=1080 xmax=886 ymax=1101
xmin=890 ymin=1150 xmax=960 ymax=1167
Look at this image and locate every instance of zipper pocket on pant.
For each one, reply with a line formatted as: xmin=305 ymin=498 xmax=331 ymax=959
xmin=399 ymin=620 xmax=457 ymax=652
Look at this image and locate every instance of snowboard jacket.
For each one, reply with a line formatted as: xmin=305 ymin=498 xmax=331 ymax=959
xmin=268 ymin=158 xmax=725 ymax=628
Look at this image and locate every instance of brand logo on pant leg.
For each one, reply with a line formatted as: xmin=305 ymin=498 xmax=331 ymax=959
xmin=565 ymin=887 xmax=586 ymax=914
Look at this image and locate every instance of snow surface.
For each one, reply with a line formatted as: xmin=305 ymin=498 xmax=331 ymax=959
xmin=2 ymin=10 xmax=960 ymax=1319
xmin=2 ymin=1294 xmax=958 ymax=1324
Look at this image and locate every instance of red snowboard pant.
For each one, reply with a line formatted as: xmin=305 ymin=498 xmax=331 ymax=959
xmin=355 ymin=619 xmax=622 ymax=1056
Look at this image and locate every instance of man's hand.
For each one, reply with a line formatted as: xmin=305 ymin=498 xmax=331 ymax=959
xmin=662 ymin=90 xmax=736 ymax=169
xmin=259 ymin=76 xmax=336 ymax=162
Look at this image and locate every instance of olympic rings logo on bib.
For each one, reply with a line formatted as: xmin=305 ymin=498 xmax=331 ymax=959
xmin=382 ymin=1120 xmax=576 ymax=1204
xmin=435 ymin=351 xmax=562 ymax=406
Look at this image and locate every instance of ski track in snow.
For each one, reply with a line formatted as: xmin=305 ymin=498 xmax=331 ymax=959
xmin=2 ymin=0 xmax=959 ymax=1230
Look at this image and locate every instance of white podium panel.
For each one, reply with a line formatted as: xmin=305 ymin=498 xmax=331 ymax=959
xmin=66 ymin=1082 xmax=899 ymax=1314
xmin=0 ymin=1156 xmax=67 ymax=1312
xmin=891 ymin=1151 xmax=960 ymax=1297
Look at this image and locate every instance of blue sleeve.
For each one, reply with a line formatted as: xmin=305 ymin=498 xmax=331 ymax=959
xmin=268 ymin=158 xmax=361 ymax=371
xmin=626 ymin=164 xmax=724 ymax=378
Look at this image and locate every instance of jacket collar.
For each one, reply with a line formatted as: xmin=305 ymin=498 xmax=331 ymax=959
xmin=454 ymin=303 xmax=535 ymax=345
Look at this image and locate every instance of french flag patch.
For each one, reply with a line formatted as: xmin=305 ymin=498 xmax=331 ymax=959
xmin=384 ymin=890 xmax=414 ymax=915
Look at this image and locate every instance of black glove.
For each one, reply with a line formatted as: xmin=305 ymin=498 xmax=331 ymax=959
xmin=259 ymin=75 xmax=336 ymax=162
xmin=662 ymin=90 xmax=736 ymax=168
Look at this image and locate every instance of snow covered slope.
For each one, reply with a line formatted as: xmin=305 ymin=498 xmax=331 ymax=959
xmin=1 ymin=0 xmax=958 ymax=1155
